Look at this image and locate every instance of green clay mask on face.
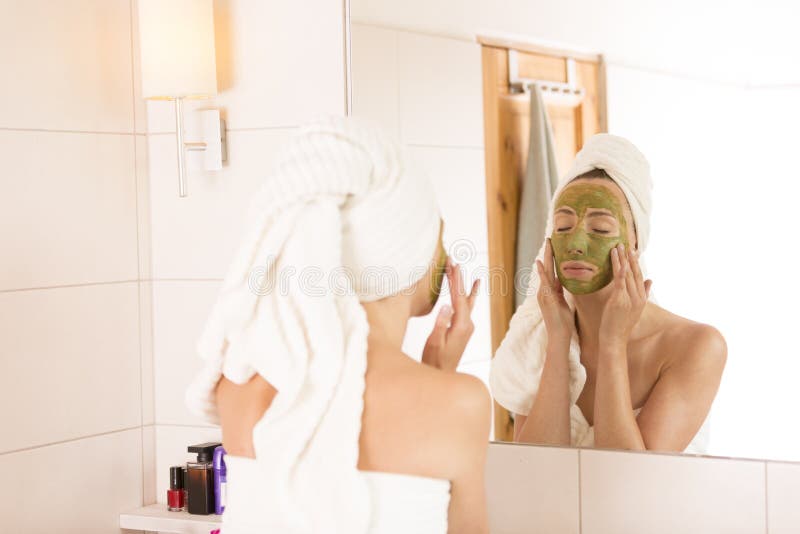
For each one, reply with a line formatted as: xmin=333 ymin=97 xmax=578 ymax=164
xmin=549 ymin=181 xmax=630 ymax=294
xmin=429 ymin=228 xmax=447 ymax=307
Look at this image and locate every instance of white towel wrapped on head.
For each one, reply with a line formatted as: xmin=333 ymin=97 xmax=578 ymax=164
xmin=185 ymin=116 xmax=441 ymax=533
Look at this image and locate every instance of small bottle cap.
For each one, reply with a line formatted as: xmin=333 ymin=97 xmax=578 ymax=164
xmin=170 ymin=466 xmax=184 ymax=490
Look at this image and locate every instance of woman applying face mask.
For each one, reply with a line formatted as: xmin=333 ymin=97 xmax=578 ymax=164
xmin=490 ymin=134 xmax=727 ymax=453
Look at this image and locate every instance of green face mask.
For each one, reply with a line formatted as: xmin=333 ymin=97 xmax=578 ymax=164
xmin=549 ymin=181 xmax=630 ymax=294
xmin=429 ymin=230 xmax=447 ymax=307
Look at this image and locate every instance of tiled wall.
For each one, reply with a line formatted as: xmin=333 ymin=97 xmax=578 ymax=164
xmin=487 ymin=442 xmax=800 ymax=534
xmin=0 ymin=0 xmax=147 ymax=531
xmin=146 ymin=0 xmax=347 ymax=504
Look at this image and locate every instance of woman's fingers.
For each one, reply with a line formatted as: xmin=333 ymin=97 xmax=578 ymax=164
xmin=629 ymin=247 xmax=646 ymax=299
xmin=448 ymin=261 xmax=473 ymax=335
xmin=544 ymin=238 xmax=556 ymax=284
xmin=466 ymin=279 xmax=480 ymax=312
xmin=426 ymin=305 xmax=453 ymax=349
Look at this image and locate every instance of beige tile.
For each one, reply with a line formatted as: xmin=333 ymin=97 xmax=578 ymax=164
xmin=152 ymin=280 xmax=221 ymax=426
xmin=148 ymin=128 xmax=291 ymax=279
xmin=0 ymin=130 xmax=138 ymax=290
xmin=136 ymin=134 xmax=152 ymax=280
xmin=140 ymin=281 xmax=155 ymax=426
xmin=0 ymin=428 xmax=142 ymax=533
xmin=767 ymin=461 xmax=800 ymax=533
xmin=580 ymin=449 xmax=766 ymax=534
xmin=0 ymin=283 xmax=141 ymax=453
xmin=145 ymin=0 xmax=346 ymax=133
xmin=142 ymin=424 xmax=157 ymax=505
xmin=396 ymin=32 xmax=483 ymax=147
xmin=485 ymin=442 xmax=580 ymax=534
xmin=407 ymin=146 xmax=488 ymax=254
xmin=155 ymin=424 xmax=222 ymax=504
xmin=351 ymin=23 xmax=400 ymax=138
xmin=0 ymin=0 xmax=134 ymax=133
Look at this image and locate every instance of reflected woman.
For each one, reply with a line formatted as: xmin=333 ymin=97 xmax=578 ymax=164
xmin=490 ymin=134 xmax=726 ymax=453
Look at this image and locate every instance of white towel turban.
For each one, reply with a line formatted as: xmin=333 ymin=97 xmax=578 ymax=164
xmin=490 ymin=134 xmax=654 ymax=426
xmin=185 ymin=116 xmax=441 ymax=533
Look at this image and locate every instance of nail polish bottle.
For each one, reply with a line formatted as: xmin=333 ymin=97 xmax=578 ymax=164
xmin=213 ymin=445 xmax=227 ymax=515
xmin=182 ymin=466 xmax=188 ymax=507
xmin=187 ymin=442 xmax=221 ymax=515
xmin=167 ymin=466 xmax=185 ymax=511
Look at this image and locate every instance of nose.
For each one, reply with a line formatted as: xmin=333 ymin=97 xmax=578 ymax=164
xmin=566 ymin=230 xmax=588 ymax=255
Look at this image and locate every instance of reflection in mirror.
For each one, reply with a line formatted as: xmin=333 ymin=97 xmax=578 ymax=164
xmin=350 ymin=0 xmax=800 ymax=461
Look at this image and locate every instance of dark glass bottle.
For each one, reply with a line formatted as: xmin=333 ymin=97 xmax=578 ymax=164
xmin=187 ymin=442 xmax=221 ymax=515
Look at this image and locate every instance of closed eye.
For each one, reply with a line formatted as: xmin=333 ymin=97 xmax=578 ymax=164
xmin=592 ymin=229 xmax=610 ymax=234
xmin=556 ymin=227 xmax=572 ymax=232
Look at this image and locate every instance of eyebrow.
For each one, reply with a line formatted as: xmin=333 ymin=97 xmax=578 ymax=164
xmin=585 ymin=209 xmax=616 ymax=219
xmin=555 ymin=207 xmax=576 ymax=215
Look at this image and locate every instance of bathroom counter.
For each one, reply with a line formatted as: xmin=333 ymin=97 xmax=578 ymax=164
xmin=120 ymin=504 xmax=222 ymax=533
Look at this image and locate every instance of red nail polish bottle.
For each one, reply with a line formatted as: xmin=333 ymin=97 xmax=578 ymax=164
xmin=167 ymin=466 xmax=185 ymax=512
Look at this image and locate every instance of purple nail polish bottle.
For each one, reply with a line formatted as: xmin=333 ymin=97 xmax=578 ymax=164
xmin=213 ymin=446 xmax=227 ymax=515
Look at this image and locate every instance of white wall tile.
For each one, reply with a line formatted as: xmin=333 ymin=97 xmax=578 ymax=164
xmin=136 ymin=134 xmax=152 ymax=280
xmin=148 ymin=128 xmax=292 ymax=279
xmin=0 ymin=0 xmax=134 ymax=133
xmin=155 ymin=424 xmax=222 ymax=505
xmin=407 ymin=146 xmax=488 ymax=253
xmin=580 ymin=449 xmax=767 ymax=534
xmin=0 ymin=429 xmax=142 ymax=533
xmin=396 ymin=31 xmax=483 ymax=147
xmin=143 ymin=424 xmax=157 ymax=505
xmin=351 ymin=24 xmax=400 ymax=138
xmin=485 ymin=443 xmax=580 ymax=534
xmin=140 ymin=281 xmax=155 ymax=426
xmin=153 ymin=280 xmax=221 ymax=426
xmin=767 ymin=461 xmax=800 ymax=534
xmin=0 ymin=283 xmax=141 ymax=453
xmin=145 ymin=0 xmax=346 ymax=133
xmin=0 ymin=130 xmax=138 ymax=290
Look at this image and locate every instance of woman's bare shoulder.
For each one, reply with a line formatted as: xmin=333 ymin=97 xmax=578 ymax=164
xmin=361 ymin=345 xmax=491 ymax=479
xmin=651 ymin=304 xmax=727 ymax=369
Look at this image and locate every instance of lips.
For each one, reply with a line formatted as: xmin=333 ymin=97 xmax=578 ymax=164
xmin=560 ymin=260 xmax=597 ymax=278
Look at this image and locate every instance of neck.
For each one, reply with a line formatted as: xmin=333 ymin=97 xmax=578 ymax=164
xmin=361 ymin=294 xmax=413 ymax=350
xmin=571 ymin=288 xmax=610 ymax=349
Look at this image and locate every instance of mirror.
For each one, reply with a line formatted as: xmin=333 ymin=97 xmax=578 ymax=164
xmin=348 ymin=1 xmax=800 ymax=462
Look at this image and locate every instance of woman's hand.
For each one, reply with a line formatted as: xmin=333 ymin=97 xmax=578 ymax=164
xmin=536 ymin=238 xmax=575 ymax=344
xmin=422 ymin=257 xmax=480 ymax=372
xmin=599 ymin=244 xmax=653 ymax=346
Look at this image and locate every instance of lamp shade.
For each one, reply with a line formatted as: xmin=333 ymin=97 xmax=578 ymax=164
xmin=137 ymin=0 xmax=217 ymax=99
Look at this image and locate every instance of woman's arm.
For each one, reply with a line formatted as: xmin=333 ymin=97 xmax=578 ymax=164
xmin=446 ymin=376 xmax=492 ymax=534
xmin=635 ymin=326 xmax=726 ymax=451
xmin=514 ymin=337 xmax=572 ymax=445
xmin=514 ymin=238 xmax=576 ymax=445
xmin=215 ymin=374 xmax=277 ymax=458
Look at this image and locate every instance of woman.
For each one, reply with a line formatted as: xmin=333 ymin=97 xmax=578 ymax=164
xmin=186 ymin=117 xmax=491 ymax=533
xmin=491 ymin=134 xmax=726 ymax=452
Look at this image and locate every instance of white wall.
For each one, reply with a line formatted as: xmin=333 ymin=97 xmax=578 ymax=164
xmin=350 ymin=3 xmax=800 ymax=461
xmin=0 ymin=0 xmax=148 ymax=531
xmin=145 ymin=0 xmax=347 ymax=504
